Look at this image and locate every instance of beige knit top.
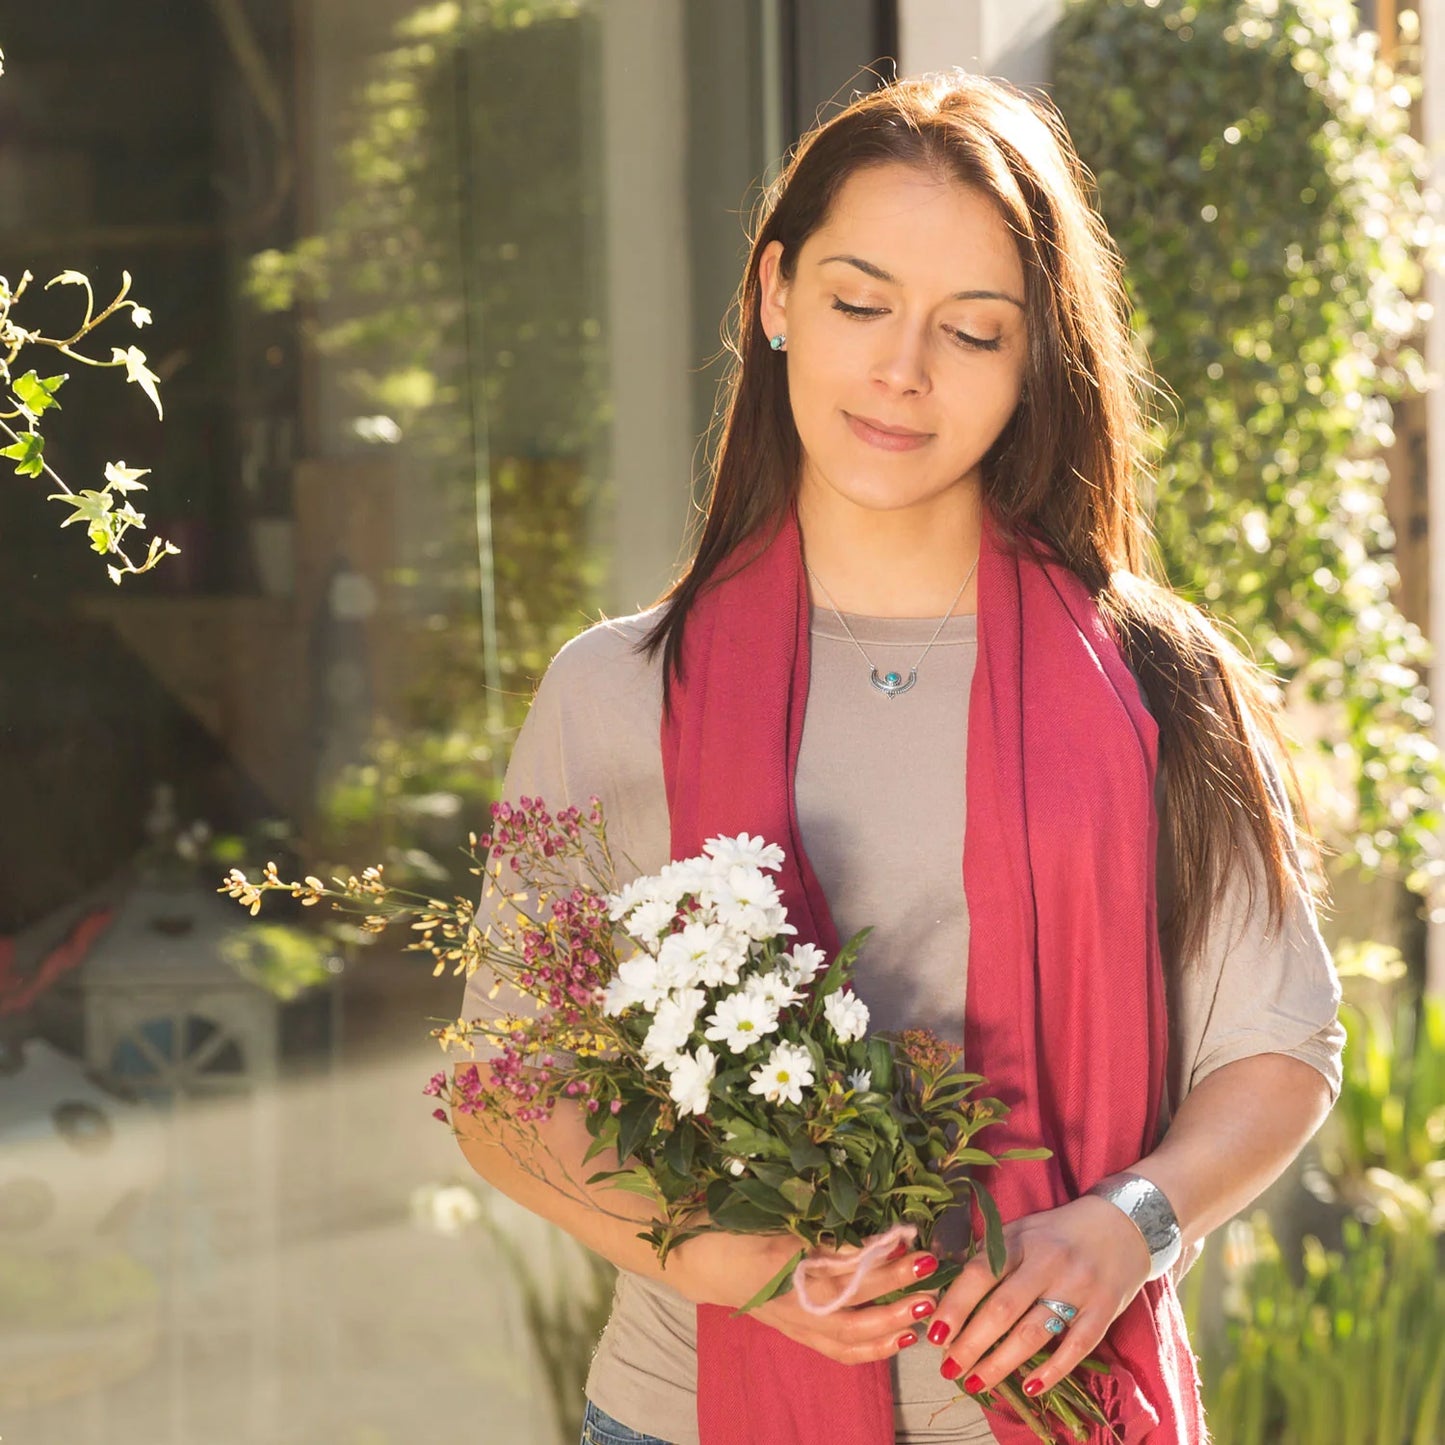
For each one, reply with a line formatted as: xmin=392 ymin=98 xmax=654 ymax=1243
xmin=456 ymin=606 xmax=1344 ymax=1445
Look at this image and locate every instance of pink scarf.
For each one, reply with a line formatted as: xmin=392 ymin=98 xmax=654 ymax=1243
xmin=659 ymin=505 xmax=1207 ymax=1445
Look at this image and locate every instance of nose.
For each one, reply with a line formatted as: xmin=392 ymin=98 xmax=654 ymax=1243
xmin=870 ymin=319 xmax=931 ymax=397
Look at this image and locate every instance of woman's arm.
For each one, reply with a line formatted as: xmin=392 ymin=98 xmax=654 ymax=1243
xmin=452 ymin=1084 xmax=693 ymax=1283
xmin=453 ymin=1086 xmax=949 ymax=1364
xmin=926 ymin=736 xmax=1342 ymax=1398
xmin=924 ymin=1051 xmax=1332 ymax=1397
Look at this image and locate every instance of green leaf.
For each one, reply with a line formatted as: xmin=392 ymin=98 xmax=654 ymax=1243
xmin=971 ymin=1181 xmax=1007 ymax=1277
xmin=12 ymin=370 xmax=65 ymax=416
xmin=729 ymin=1178 xmax=791 ymax=1217
xmin=828 ymin=1169 xmax=860 ymax=1224
xmin=111 ymin=345 xmax=164 ymax=420
xmin=711 ymin=1196 xmax=784 ymax=1233
xmin=3 ymin=429 xmax=44 ymax=478
xmin=719 ymin=1123 xmax=790 ymax=1161
xmin=732 ymin=1246 xmax=805 ymax=1316
xmin=867 ymin=1036 xmax=895 ymax=1093
xmin=788 ymin=1135 xmax=829 ymax=1172
xmin=779 ymin=1177 xmax=816 ymax=1214
xmin=748 ymin=1161 xmax=793 ymax=1191
xmin=893 ymin=1182 xmax=956 ymax=1205
xmin=615 ymin=1095 xmax=662 ymax=1163
xmin=46 ymin=489 xmax=116 ymax=536
xmin=814 ymin=926 xmax=872 ymax=1005
xmin=864 ymin=1139 xmax=891 ymax=1194
xmin=663 ymin=1123 xmax=696 ymax=1176
xmin=952 ymin=1147 xmax=1003 ymax=1165
xmin=585 ymin=1165 xmax=662 ymax=1203
xmin=584 ymin=1166 xmax=633 ymax=1186
xmin=996 ymin=1147 xmax=1053 ymax=1162
xmin=103 ymin=460 xmax=150 ymax=492
xmin=582 ymin=1133 xmax=613 ymax=1165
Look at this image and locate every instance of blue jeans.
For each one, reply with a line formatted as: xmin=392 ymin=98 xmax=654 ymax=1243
xmin=579 ymin=1398 xmax=676 ymax=1445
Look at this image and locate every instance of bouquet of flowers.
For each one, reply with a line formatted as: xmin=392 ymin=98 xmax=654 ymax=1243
xmin=221 ymin=794 xmax=1113 ymax=1442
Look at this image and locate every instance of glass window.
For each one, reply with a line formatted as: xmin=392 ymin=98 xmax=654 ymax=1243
xmin=0 ymin=3 xmax=891 ymax=1440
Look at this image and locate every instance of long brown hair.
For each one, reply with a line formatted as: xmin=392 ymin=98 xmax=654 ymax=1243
xmin=640 ymin=71 xmax=1323 ymax=975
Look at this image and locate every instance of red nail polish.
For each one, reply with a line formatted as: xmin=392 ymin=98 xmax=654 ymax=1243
xmin=886 ymin=1240 xmax=909 ymax=1261
xmin=911 ymin=1298 xmax=936 ymax=1321
xmin=896 ymin=1331 xmax=918 ymax=1350
xmin=912 ymin=1254 xmax=938 ymax=1280
xmin=963 ymin=1374 xmax=985 ymax=1395
xmin=1023 ymin=1379 xmax=1044 ymax=1398
xmin=927 ymin=1319 xmax=951 ymax=1346
xmin=940 ymin=1357 xmax=962 ymax=1381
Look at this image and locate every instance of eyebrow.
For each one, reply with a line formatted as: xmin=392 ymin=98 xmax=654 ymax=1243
xmin=819 ymin=253 xmax=1026 ymax=310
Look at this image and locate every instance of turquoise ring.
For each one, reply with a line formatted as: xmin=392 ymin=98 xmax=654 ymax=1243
xmin=1037 ymin=1298 xmax=1079 ymax=1330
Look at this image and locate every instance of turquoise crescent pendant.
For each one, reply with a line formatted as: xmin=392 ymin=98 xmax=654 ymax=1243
xmin=870 ymin=667 xmax=917 ymax=698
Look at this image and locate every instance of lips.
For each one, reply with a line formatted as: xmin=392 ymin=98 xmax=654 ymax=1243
xmin=849 ymin=413 xmax=929 ymax=438
xmin=844 ymin=411 xmax=933 ymax=452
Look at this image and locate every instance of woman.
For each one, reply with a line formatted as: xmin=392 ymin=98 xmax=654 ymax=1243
xmin=452 ymin=72 xmax=1343 ymax=1445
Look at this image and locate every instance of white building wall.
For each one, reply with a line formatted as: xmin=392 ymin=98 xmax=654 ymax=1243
xmin=897 ymin=0 xmax=1062 ymax=85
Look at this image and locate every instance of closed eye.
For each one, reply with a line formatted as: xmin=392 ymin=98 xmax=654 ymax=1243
xmin=830 ymin=296 xmax=1002 ymax=353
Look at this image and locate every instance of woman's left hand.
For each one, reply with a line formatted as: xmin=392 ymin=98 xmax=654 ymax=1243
xmin=927 ymin=1195 xmax=1153 ymax=1399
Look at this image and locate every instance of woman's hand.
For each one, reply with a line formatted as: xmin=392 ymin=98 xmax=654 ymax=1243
xmin=927 ymin=1197 xmax=1151 ymax=1399
xmin=668 ymin=1230 xmax=945 ymax=1365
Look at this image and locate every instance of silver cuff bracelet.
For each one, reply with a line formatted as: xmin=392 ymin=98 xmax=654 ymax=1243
xmin=1084 ymin=1170 xmax=1183 ymax=1282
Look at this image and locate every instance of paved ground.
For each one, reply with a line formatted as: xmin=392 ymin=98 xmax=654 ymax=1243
xmin=1 ymin=955 xmax=589 ymax=1445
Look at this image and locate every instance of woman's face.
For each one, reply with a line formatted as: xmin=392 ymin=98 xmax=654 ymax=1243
xmin=758 ymin=161 xmax=1029 ymax=519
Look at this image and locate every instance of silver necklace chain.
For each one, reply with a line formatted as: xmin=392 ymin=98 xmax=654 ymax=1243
xmin=804 ymin=555 xmax=979 ymax=699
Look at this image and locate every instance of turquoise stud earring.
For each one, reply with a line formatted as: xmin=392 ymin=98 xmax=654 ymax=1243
xmin=770 ymin=334 xmax=786 ymax=351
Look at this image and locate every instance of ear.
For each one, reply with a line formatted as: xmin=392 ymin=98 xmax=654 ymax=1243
xmin=757 ymin=240 xmax=790 ymax=341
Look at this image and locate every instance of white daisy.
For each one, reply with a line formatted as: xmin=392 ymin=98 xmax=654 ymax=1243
xmin=748 ymin=1041 xmax=815 ymax=1106
xmin=706 ymin=864 xmax=795 ymax=941
xmin=666 ymin=1045 xmax=717 ymax=1117
xmin=624 ymin=897 xmax=679 ymax=944
xmin=781 ymin=942 xmax=827 ymax=987
xmin=606 ymin=951 xmax=671 ymax=1014
xmin=605 ymin=876 xmax=651 ymax=922
xmin=743 ymin=969 xmax=805 ymax=1011
xmin=704 ymin=990 xmax=781 ymax=1053
xmin=653 ymin=856 xmax=715 ymax=908
xmin=823 ymin=991 xmax=870 ymax=1045
xmin=601 ymin=973 xmax=644 ymax=1017
xmin=703 ymin=833 xmax=786 ymax=872
xmin=658 ymin=920 xmax=747 ymax=991
xmin=641 ymin=987 xmax=706 ymax=1071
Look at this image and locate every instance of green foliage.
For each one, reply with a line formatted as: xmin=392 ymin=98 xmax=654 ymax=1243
xmin=245 ymin=1 xmax=610 ymax=849
xmin=1199 ymin=1208 xmax=1445 ymax=1445
xmin=218 ymin=921 xmax=335 ymax=1001
xmin=1054 ymin=0 xmax=1444 ymax=907
xmin=244 ymin=2 xmax=607 ymax=718
xmin=314 ymin=723 xmax=504 ymax=892
xmin=1180 ymin=938 xmax=1445 ymax=1440
xmin=572 ymin=957 xmax=1014 ymax=1284
xmin=1 ymin=423 xmax=44 ymax=477
xmin=1318 ymin=941 xmax=1445 ymax=1221
xmin=1 ymin=266 xmax=175 ymax=581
